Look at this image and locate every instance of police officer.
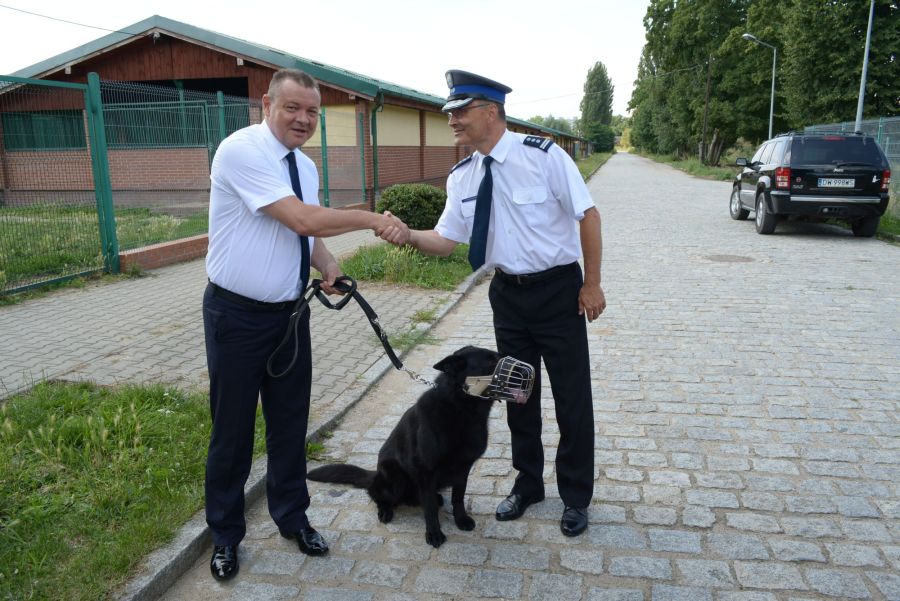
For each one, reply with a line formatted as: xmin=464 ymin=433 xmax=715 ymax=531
xmin=387 ymin=70 xmax=605 ymax=537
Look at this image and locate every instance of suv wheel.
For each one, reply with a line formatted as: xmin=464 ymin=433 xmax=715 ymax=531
xmin=851 ymin=216 xmax=879 ymax=238
xmin=730 ymin=187 xmax=750 ymax=220
xmin=755 ymin=193 xmax=777 ymax=235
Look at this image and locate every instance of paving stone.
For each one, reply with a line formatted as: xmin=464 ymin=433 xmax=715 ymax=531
xmin=634 ymin=506 xmax=678 ymax=525
xmin=682 ymin=505 xmax=716 ymax=528
xmin=649 ymin=529 xmax=702 ymax=553
xmin=725 ymin=513 xmax=782 ymax=533
xmin=651 ymin=585 xmax=712 ymax=601
xmin=841 ymin=519 xmax=892 ymax=542
xmin=606 ymin=467 xmax=645 ymax=482
xmin=608 ymin=556 xmax=672 ymax=580
xmin=674 ymin=559 xmax=734 ymax=588
xmin=338 ymin=534 xmax=384 ymax=555
xmin=804 ymin=568 xmax=871 ymax=599
xmin=437 ymin=542 xmax=489 ymax=566
xmin=826 ymin=543 xmax=885 ymax=567
xmin=588 ymin=525 xmax=648 ymax=550
xmin=865 ymin=571 xmax=900 ymax=601
xmin=717 ymin=593 xmax=778 ymax=601
xmin=643 ymin=485 xmax=683 ymax=505
xmin=559 ymin=548 xmax=604 ymax=574
xmin=228 ymin=582 xmax=300 ymax=600
xmin=751 ymin=458 xmax=800 ymax=475
xmin=780 ymin=517 xmax=842 ymax=538
xmin=685 ymin=490 xmax=739 ymax=508
xmin=246 ymin=550 xmax=305 ymax=575
xmin=785 ymin=496 xmax=837 ymax=514
xmin=707 ymin=534 xmax=769 ymax=560
xmin=301 ymin=557 xmax=355 ymax=582
xmin=882 ymin=545 xmax=900 ymax=571
xmin=741 ymin=492 xmax=784 ymax=512
xmin=595 ymin=484 xmax=642 ymax=502
xmin=733 ymin=562 xmax=807 ymax=590
xmin=672 ymin=453 xmax=703 ymax=470
xmin=465 ymin=569 xmax=524 ymax=599
xmin=587 ymin=589 xmax=644 ymax=601
xmin=414 ymin=567 xmax=468 ymax=595
xmin=302 ymin=589 xmax=373 ymax=601
xmin=352 ymin=561 xmax=407 ymax=588
xmin=529 ymin=573 xmax=583 ymax=601
xmin=769 ymin=539 xmax=826 ymax=562
xmin=593 ymin=503 xmax=628 ymax=523
xmin=490 ymin=543 xmax=550 ymax=570
xmin=834 ymin=496 xmax=881 ymax=518
xmin=649 ymin=471 xmax=691 ymax=487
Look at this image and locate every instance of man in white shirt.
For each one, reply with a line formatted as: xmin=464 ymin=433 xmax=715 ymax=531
xmin=385 ymin=70 xmax=605 ymax=538
xmin=204 ymin=68 xmax=405 ymax=581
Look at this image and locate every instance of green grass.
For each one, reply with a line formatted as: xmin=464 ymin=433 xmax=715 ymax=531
xmin=0 ymin=205 xmax=207 ymax=293
xmin=575 ymin=152 xmax=614 ymax=180
xmin=639 ymin=151 xmax=737 ymax=181
xmin=340 ymin=243 xmax=472 ymax=290
xmin=0 ymin=381 xmax=265 ymax=601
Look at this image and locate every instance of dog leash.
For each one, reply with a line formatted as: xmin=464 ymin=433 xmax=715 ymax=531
xmin=267 ymin=275 xmax=407 ymax=379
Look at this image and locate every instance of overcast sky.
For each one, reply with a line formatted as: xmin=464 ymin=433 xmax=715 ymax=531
xmin=0 ymin=0 xmax=649 ymax=119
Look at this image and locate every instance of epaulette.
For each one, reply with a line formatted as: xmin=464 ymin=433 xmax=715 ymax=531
xmin=523 ymin=136 xmax=554 ymax=152
xmin=449 ymin=155 xmax=473 ymax=174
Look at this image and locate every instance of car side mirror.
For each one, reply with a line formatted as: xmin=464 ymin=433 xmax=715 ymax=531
xmin=736 ymin=157 xmax=748 ymax=167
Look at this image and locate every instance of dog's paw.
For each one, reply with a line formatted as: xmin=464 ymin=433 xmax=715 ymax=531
xmin=378 ymin=506 xmax=394 ymax=523
xmin=425 ymin=529 xmax=446 ymax=548
xmin=454 ymin=514 xmax=476 ymax=531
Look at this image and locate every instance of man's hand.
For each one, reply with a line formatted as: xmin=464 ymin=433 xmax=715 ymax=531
xmin=578 ymin=282 xmax=606 ymax=322
xmin=317 ymin=262 xmax=345 ymax=296
xmin=375 ymin=211 xmax=411 ymax=245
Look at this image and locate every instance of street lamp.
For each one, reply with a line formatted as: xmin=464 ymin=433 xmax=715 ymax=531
xmin=742 ymin=33 xmax=777 ymax=140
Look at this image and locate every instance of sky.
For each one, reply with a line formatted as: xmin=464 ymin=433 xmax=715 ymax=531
xmin=0 ymin=0 xmax=650 ymax=120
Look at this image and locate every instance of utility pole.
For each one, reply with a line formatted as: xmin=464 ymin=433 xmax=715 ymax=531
xmin=700 ymin=54 xmax=712 ymax=163
xmin=854 ymin=0 xmax=875 ymax=132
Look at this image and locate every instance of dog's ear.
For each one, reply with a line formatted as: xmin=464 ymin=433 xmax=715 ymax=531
xmin=433 ymin=354 xmax=467 ymax=375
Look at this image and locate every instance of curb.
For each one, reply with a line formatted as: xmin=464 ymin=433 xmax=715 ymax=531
xmin=115 ymin=267 xmax=489 ymax=601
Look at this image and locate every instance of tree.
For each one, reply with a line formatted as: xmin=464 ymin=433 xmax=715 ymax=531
xmin=782 ymin=0 xmax=900 ymax=128
xmin=580 ymin=62 xmax=614 ymax=128
xmin=528 ymin=114 xmax=574 ymax=134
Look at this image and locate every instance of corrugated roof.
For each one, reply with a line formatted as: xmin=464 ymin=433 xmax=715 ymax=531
xmin=10 ymin=15 xmax=585 ymax=141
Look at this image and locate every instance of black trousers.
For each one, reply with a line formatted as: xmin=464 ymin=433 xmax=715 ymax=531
xmin=489 ymin=264 xmax=595 ymax=508
xmin=203 ymin=284 xmax=312 ymax=546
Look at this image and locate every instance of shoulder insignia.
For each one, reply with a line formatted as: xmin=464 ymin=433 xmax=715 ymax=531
xmin=523 ymin=136 xmax=554 ymax=152
xmin=449 ymin=155 xmax=473 ymax=174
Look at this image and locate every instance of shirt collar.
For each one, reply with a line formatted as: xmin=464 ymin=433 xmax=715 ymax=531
xmin=478 ymin=129 xmax=514 ymax=165
xmin=261 ymin=120 xmax=294 ymax=160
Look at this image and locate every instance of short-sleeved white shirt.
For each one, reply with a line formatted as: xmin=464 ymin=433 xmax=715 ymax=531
xmin=435 ymin=130 xmax=595 ymax=275
xmin=206 ymin=122 xmax=318 ymax=302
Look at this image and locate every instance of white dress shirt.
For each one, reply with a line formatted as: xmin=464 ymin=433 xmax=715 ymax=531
xmin=206 ymin=122 xmax=318 ymax=302
xmin=435 ymin=130 xmax=595 ymax=274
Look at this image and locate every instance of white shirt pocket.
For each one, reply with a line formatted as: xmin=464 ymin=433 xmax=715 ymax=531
xmin=512 ymin=186 xmax=548 ymax=206
xmin=460 ymin=195 xmax=477 ymax=220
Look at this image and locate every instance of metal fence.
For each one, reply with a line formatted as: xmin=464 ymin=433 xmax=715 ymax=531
xmin=1 ymin=75 xmax=371 ymax=294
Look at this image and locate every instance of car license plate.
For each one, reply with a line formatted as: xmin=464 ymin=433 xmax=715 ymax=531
xmin=818 ymin=177 xmax=855 ymax=188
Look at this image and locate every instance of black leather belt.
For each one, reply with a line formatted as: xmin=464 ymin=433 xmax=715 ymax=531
xmin=494 ymin=262 xmax=577 ymax=286
xmin=208 ymin=281 xmax=296 ymax=311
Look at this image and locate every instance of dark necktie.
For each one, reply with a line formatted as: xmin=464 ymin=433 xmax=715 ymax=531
xmin=285 ymin=152 xmax=310 ymax=292
xmin=468 ymin=155 xmax=494 ymax=270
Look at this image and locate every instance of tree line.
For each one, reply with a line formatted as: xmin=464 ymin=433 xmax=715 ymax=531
xmin=628 ymin=0 xmax=898 ymax=164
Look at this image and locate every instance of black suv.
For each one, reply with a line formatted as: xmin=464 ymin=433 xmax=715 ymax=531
xmin=730 ymin=132 xmax=891 ymax=236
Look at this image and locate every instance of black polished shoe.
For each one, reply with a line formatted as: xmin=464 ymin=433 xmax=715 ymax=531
xmin=209 ymin=544 xmax=238 ymax=581
xmin=560 ymin=506 xmax=588 ymax=537
xmin=281 ymin=525 xmax=329 ymax=556
xmin=495 ymin=492 xmax=545 ymax=521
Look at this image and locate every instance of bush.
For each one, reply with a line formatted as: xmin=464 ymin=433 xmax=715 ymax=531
xmin=376 ymin=184 xmax=447 ymax=230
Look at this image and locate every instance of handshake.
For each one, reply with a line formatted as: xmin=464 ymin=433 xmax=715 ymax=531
xmin=374 ymin=211 xmax=412 ymax=246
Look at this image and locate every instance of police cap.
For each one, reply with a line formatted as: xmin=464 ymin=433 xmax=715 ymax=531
xmin=442 ymin=70 xmax=513 ymax=112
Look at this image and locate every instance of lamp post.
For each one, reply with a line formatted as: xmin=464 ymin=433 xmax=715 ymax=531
xmin=742 ymin=33 xmax=777 ymax=139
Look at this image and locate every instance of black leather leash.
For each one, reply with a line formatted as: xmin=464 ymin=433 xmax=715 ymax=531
xmin=266 ymin=275 xmax=404 ymax=378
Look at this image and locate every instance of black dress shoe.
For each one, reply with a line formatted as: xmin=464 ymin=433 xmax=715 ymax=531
xmin=560 ymin=506 xmax=588 ymax=537
xmin=281 ymin=525 xmax=329 ymax=556
xmin=495 ymin=492 xmax=545 ymax=521
xmin=210 ymin=544 xmax=238 ymax=581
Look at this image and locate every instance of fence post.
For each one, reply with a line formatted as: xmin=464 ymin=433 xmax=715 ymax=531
xmin=86 ymin=72 xmax=119 ymax=273
xmin=370 ymin=107 xmax=379 ymax=198
xmin=319 ymin=108 xmax=330 ymax=207
xmin=216 ymin=91 xmax=228 ymax=147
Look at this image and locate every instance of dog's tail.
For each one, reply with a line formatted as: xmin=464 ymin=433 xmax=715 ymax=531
xmin=307 ymin=463 xmax=374 ymax=488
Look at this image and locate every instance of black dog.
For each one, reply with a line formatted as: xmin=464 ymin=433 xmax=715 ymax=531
xmin=307 ymin=345 xmax=501 ymax=548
